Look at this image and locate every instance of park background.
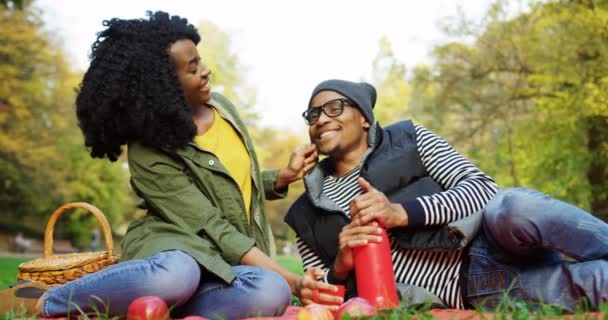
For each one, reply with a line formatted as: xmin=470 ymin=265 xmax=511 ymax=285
xmin=0 ymin=0 xmax=607 ymax=286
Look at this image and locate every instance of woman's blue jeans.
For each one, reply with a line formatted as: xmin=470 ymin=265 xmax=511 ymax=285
xmin=466 ymin=188 xmax=608 ymax=311
xmin=40 ymin=250 xmax=291 ymax=320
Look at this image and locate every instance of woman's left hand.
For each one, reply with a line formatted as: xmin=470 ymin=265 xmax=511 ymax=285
xmin=276 ymin=143 xmax=318 ymax=189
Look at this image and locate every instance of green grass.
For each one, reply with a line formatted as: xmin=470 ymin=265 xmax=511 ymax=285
xmin=277 ymin=255 xmax=303 ymax=275
xmin=277 ymin=255 xmax=304 ymax=306
xmin=2 ymin=256 xmax=606 ymax=319
xmin=0 ymin=257 xmax=29 ymax=289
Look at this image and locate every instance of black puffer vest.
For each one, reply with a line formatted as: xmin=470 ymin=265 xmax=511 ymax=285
xmin=285 ymin=120 xmax=468 ymax=298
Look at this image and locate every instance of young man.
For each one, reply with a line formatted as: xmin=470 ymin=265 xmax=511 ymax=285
xmin=286 ymin=79 xmax=608 ymax=311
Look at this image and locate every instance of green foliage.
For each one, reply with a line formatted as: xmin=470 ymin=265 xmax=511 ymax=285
xmin=0 ymin=0 xmax=24 ymax=9
xmin=254 ymin=127 xmax=307 ymax=241
xmin=0 ymin=3 xmax=135 ymax=243
xmin=407 ymin=0 xmax=608 ymax=219
xmin=197 ymin=21 xmax=259 ymax=125
xmin=371 ymin=37 xmax=412 ymax=125
xmin=0 ymin=4 xmax=65 ymax=220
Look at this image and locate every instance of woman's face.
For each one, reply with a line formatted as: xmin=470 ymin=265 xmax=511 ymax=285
xmin=169 ymin=39 xmax=212 ymax=108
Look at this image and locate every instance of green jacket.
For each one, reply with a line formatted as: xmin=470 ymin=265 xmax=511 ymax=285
xmin=120 ymin=92 xmax=286 ymax=283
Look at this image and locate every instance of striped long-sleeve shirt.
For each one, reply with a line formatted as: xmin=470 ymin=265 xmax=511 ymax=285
xmin=296 ymin=124 xmax=499 ymax=308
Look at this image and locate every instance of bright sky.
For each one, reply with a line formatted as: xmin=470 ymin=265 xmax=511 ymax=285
xmin=36 ymin=0 xmax=500 ymax=132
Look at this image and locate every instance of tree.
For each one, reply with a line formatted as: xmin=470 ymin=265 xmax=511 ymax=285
xmin=408 ymin=0 xmax=608 ymax=219
xmin=370 ymin=37 xmax=412 ymax=125
xmin=0 ymin=3 xmax=74 ymax=220
xmin=197 ymin=21 xmax=258 ymax=125
xmin=0 ymin=0 xmax=24 ymax=9
xmin=0 ymin=3 xmax=134 ymax=245
xmin=254 ymin=127 xmax=307 ymax=243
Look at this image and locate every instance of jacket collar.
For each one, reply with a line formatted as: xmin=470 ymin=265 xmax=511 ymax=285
xmin=303 ymin=122 xmax=382 ymax=210
xmin=172 ymin=96 xmax=226 ymax=158
xmin=206 ymin=97 xmax=239 ymax=128
xmin=171 ymin=96 xmax=262 ymax=192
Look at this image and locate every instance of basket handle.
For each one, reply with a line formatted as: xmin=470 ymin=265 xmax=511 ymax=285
xmin=44 ymin=202 xmax=114 ymax=258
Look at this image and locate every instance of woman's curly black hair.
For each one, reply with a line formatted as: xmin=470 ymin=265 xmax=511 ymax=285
xmin=76 ymin=11 xmax=201 ymax=161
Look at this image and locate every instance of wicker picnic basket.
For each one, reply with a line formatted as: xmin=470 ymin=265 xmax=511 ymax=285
xmin=17 ymin=202 xmax=120 ymax=286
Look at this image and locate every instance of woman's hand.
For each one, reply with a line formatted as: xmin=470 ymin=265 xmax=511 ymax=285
xmin=275 ymin=144 xmax=318 ymax=189
xmin=332 ymin=221 xmax=383 ymax=280
xmin=297 ymin=267 xmax=343 ymax=310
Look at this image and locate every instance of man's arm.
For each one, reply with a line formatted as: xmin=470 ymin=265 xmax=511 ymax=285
xmin=401 ymin=125 xmax=499 ymax=227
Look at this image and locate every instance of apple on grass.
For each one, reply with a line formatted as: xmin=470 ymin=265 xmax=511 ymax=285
xmin=127 ymin=296 xmax=170 ymax=320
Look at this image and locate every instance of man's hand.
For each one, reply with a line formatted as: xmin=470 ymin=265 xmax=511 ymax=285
xmin=297 ymin=267 xmax=343 ymax=310
xmin=333 ymin=221 xmax=383 ymax=280
xmin=275 ymin=143 xmax=318 ymax=189
xmin=350 ymin=177 xmax=409 ymax=228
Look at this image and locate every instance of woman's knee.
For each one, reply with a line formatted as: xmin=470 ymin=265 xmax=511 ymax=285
xmin=147 ymin=250 xmax=201 ymax=305
xmin=233 ymin=266 xmax=291 ymax=315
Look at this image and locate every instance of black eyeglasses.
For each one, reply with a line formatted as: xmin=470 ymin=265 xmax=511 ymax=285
xmin=302 ymin=98 xmax=352 ymax=125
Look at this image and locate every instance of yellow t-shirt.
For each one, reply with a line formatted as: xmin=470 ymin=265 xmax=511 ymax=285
xmin=194 ymin=107 xmax=253 ymax=222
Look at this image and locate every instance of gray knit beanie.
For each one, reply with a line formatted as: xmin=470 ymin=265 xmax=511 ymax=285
xmin=308 ymin=79 xmax=376 ymax=124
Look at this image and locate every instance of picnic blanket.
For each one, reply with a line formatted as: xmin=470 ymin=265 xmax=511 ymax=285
xmin=243 ymin=307 xmax=606 ymax=320
xmin=33 ymin=307 xmax=606 ymax=320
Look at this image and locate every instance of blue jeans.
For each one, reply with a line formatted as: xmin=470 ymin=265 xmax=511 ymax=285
xmin=466 ymin=188 xmax=608 ymax=312
xmin=40 ymin=250 xmax=291 ymax=319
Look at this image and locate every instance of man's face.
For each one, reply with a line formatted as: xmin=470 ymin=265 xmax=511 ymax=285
xmin=308 ymin=91 xmax=370 ymax=158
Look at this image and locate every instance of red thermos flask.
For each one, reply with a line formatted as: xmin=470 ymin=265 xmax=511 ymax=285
xmin=353 ymin=222 xmax=399 ymax=310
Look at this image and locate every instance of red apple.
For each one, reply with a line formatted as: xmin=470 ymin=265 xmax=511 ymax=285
xmin=127 ymin=296 xmax=170 ymax=320
xmin=334 ymin=297 xmax=377 ymax=319
xmin=297 ymin=304 xmax=334 ymax=320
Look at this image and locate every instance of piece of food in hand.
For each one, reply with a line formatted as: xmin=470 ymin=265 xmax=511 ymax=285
xmin=127 ymin=296 xmax=170 ymax=320
xmin=297 ymin=303 xmax=334 ymax=320
xmin=334 ymin=297 xmax=377 ymax=319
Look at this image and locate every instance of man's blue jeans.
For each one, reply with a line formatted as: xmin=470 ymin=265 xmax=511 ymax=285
xmin=40 ymin=250 xmax=291 ymax=319
xmin=466 ymin=188 xmax=608 ymax=311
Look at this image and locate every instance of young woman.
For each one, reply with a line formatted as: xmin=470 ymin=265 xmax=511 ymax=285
xmin=1 ymin=11 xmax=320 ymax=320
